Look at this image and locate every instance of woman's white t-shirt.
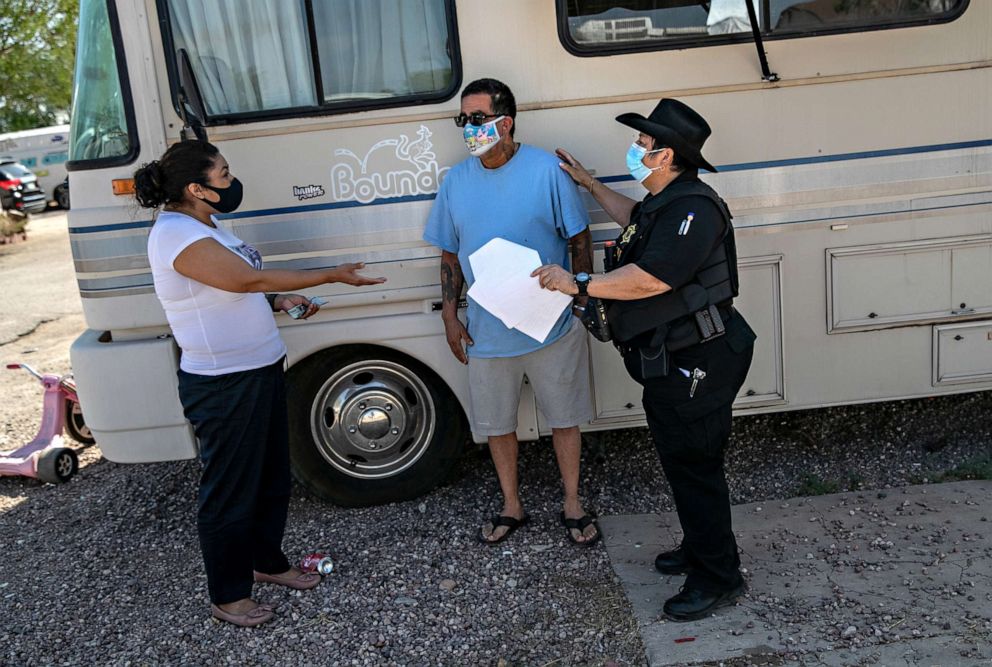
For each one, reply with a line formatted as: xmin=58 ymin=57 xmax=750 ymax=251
xmin=147 ymin=211 xmax=286 ymax=375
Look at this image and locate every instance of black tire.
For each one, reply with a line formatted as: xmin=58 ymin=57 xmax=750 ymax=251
xmin=64 ymin=399 xmax=96 ymax=446
xmin=286 ymin=346 xmax=467 ymax=507
xmin=36 ymin=447 xmax=78 ymax=484
xmin=55 ymin=184 xmax=70 ymax=210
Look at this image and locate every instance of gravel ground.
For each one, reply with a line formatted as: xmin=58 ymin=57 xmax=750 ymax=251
xmin=2 ymin=344 xmax=989 ymax=666
xmin=1 ymin=219 xmax=990 ymax=666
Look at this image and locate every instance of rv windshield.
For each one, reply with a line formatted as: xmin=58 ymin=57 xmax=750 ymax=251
xmin=68 ymin=0 xmax=134 ymax=165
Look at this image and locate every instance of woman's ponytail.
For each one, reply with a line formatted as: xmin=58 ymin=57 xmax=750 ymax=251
xmin=133 ymin=160 xmax=168 ymax=208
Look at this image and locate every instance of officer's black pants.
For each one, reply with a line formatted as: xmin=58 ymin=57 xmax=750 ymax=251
xmin=177 ymin=358 xmax=292 ymax=605
xmin=624 ymin=326 xmax=754 ymax=594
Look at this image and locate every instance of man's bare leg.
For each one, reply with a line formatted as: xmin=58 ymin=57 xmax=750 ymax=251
xmin=482 ymin=432 xmax=527 ymax=542
xmin=552 ymin=426 xmax=597 ymax=542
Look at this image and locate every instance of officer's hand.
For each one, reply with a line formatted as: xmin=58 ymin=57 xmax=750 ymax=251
xmin=532 ymin=264 xmax=578 ymax=295
xmin=555 ymin=148 xmax=593 ymax=190
xmin=442 ymin=314 xmax=473 ymax=365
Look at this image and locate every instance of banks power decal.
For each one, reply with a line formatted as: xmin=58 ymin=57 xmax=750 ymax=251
xmin=331 ymin=126 xmax=449 ymax=205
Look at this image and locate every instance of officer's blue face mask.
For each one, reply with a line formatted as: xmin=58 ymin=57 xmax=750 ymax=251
xmin=626 ymin=142 xmax=664 ymax=184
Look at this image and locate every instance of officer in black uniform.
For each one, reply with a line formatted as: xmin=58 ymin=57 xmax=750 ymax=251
xmin=533 ymin=98 xmax=755 ymax=621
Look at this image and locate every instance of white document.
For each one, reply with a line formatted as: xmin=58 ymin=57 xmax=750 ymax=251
xmin=467 ymin=238 xmax=573 ymax=343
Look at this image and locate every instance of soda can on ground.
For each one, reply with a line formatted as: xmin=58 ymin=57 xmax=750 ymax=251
xmin=300 ymin=553 xmax=334 ymax=575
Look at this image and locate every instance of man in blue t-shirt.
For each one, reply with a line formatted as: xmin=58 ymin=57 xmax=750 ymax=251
xmin=423 ymin=78 xmax=599 ymax=547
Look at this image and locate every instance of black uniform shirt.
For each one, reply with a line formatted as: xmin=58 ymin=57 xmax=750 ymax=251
xmin=630 ymin=188 xmax=726 ymax=291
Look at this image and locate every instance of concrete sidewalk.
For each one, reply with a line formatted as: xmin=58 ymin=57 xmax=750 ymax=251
xmin=601 ymin=481 xmax=992 ymax=666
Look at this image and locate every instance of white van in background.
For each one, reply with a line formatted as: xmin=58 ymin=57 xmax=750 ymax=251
xmin=0 ymin=125 xmax=71 ymax=207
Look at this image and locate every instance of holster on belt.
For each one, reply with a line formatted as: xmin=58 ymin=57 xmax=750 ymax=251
xmin=636 ymin=299 xmax=732 ymax=380
xmin=633 ymin=314 xmax=672 ymax=379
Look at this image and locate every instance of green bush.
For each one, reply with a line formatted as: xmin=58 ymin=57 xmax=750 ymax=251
xmin=796 ymin=474 xmax=840 ymax=496
xmin=937 ymin=457 xmax=992 ymax=482
xmin=0 ymin=210 xmax=29 ymax=238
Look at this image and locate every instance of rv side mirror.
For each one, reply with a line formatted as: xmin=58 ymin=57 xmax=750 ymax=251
xmin=177 ymin=48 xmax=208 ymax=142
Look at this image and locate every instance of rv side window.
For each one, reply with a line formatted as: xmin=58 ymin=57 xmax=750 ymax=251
xmin=558 ymin=0 xmax=968 ymax=56
xmin=312 ymin=1 xmax=454 ymax=104
xmin=163 ymin=0 xmax=458 ymax=122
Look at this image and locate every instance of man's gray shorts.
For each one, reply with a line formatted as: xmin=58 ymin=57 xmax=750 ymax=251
xmin=467 ymin=318 xmax=595 ymax=437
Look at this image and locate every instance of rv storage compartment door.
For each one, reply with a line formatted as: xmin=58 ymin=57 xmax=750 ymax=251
xmin=734 ymin=255 xmax=785 ymax=407
xmin=932 ymin=321 xmax=992 ymax=387
xmin=828 ymin=235 xmax=992 ymax=332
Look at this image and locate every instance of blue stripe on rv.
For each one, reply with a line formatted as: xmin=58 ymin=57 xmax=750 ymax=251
xmin=68 ymin=138 xmax=992 ymax=234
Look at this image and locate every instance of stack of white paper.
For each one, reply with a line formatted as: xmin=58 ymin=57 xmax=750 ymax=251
xmin=467 ymin=238 xmax=573 ymax=343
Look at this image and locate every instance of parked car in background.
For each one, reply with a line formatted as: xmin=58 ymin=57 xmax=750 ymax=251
xmin=0 ymin=125 xmax=70 ymax=208
xmin=53 ymin=177 xmax=70 ymax=210
xmin=0 ymin=159 xmax=47 ymax=216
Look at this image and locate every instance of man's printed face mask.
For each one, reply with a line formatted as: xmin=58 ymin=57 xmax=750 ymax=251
xmin=463 ymin=116 xmax=505 ymax=157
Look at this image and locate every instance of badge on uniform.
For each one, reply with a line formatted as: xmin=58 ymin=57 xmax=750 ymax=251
xmin=620 ymin=223 xmax=638 ymax=245
xmin=678 ymin=213 xmax=694 ymax=236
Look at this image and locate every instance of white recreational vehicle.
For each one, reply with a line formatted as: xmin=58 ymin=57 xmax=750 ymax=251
xmin=0 ymin=125 xmax=71 ymax=207
xmin=66 ymin=0 xmax=990 ymax=506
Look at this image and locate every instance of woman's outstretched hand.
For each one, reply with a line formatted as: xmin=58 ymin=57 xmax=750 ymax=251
xmin=332 ymin=262 xmax=387 ymax=286
xmin=556 ymin=148 xmax=594 ymax=191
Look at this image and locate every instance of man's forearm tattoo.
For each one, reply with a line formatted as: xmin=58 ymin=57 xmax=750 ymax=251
xmin=571 ymin=229 xmax=593 ymax=274
xmin=441 ymin=257 xmax=464 ymax=304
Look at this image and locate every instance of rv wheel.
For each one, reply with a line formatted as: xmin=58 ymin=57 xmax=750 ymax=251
xmin=287 ymin=347 xmax=467 ymax=507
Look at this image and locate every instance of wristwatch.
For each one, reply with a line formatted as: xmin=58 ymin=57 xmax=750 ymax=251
xmin=574 ymin=272 xmax=591 ymax=296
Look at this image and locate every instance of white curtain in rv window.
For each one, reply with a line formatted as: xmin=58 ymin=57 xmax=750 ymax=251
xmin=312 ymin=0 xmax=452 ymax=101
xmin=707 ymin=0 xmax=756 ymax=34
xmin=168 ymin=1 xmax=317 ymax=115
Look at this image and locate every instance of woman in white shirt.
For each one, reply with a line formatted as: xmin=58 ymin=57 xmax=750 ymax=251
xmin=135 ymin=140 xmax=384 ymax=627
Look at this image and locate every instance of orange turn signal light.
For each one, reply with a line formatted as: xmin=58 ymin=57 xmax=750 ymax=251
xmin=112 ymin=178 xmax=135 ymax=195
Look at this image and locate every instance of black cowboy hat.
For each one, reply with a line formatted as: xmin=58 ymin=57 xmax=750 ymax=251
xmin=616 ymin=98 xmax=718 ymax=172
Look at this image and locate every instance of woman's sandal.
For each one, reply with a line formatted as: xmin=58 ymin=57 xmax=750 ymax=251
xmin=560 ymin=511 xmax=602 ymax=547
xmin=210 ymin=602 xmax=275 ymax=627
xmin=253 ymin=569 xmax=321 ymax=590
xmin=477 ymin=514 xmax=531 ymax=545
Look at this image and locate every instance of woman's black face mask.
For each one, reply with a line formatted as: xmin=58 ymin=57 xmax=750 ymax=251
xmin=196 ymin=177 xmax=244 ymax=214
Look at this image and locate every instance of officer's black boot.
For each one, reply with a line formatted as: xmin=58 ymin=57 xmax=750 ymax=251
xmin=654 ymin=546 xmax=689 ymax=575
xmin=662 ymin=580 xmax=745 ymax=621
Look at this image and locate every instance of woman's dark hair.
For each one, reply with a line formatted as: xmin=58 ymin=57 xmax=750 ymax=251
xmin=133 ymin=140 xmax=220 ymax=209
xmin=461 ymin=78 xmax=517 ymax=137
xmin=667 ymin=148 xmax=689 ymax=173
xmin=647 ymin=135 xmax=688 ymax=173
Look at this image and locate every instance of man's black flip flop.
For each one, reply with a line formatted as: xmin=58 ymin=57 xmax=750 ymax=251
xmin=478 ymin=514 xmax=530 ymax=545
xmin=560 ymin=512 xmax=602 ymax=547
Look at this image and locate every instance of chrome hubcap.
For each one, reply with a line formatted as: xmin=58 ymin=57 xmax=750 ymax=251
xmin=309 ymin=360 xmax=435 ymax=479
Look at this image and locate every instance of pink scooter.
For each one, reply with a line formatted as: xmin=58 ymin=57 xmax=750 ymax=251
xmin=0 ymin=363 xmax=95 ymax=484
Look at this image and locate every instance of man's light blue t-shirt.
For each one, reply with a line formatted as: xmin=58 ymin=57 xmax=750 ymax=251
xmin=423 ymin=144 xmax=591 ymax=358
